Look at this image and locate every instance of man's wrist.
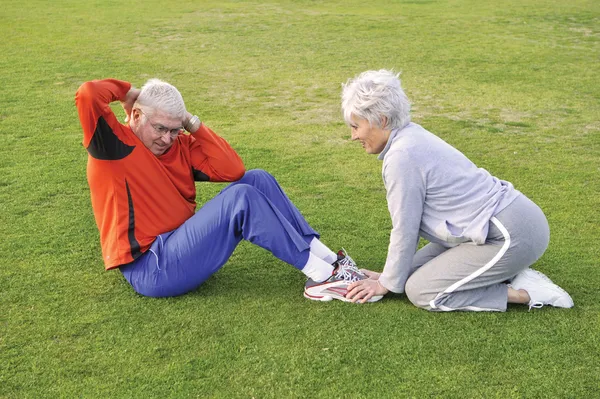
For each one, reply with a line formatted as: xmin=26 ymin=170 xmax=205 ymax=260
xmin=184 ymin=115 xmax=201 ymax=132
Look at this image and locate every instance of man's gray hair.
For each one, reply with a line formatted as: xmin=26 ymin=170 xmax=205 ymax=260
xmin=135 ymin=78 xmax=186 ymax=119
xmin=341 ymin=69 xmax=411 ymax=130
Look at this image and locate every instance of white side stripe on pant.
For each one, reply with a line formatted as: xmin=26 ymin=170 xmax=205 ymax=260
xmin=429 ymin=217 xmax=511 ymax=310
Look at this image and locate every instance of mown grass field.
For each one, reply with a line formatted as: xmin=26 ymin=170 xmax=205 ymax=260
xmin=1 ymin=0 xmax=599 ymax=397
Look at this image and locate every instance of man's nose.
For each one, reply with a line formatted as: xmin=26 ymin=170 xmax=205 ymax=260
xmin=160 ymin=134 xmax=173 ymax=144
xmin=351 ymin=130 xmax=358 ymax=140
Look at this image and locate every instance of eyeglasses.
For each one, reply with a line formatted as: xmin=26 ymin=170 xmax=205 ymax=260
xmin=139 ymin=109 xmax=184 ymax=139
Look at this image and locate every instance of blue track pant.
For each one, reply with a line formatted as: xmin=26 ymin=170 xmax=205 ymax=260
xmin=120 ymin=169 xmax=320 ymax=297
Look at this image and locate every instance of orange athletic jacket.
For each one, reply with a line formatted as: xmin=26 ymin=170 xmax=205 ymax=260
xmin=75 ymin=79 xmax=245 ymax=269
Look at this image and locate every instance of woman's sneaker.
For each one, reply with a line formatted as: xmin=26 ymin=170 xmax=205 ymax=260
xmin=510 ymin=268 xmax=574 ymax=310
xmin=304 ymin=249 xmax=383 ymax=303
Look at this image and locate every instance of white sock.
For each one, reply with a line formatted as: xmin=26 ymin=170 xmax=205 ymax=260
xmin=309 ymin=238 xmax=337 ymax=265
xmin=302 ymin=252 xmax=334 ymax=282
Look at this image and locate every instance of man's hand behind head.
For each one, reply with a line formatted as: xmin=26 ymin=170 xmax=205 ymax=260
xmin=121 ymin=87 xmax=141 ymax=123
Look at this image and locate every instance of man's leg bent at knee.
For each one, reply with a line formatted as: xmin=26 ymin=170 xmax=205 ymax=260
xmin=124 ymin=182 xmax=338 ymax=297
xmin=227 ymin=169 xmax=338 ymax=269
xmin=224 ymin=169 xmax=319 ymax=241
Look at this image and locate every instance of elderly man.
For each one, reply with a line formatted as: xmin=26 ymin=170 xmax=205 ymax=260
xmin=75 ymin=78 xmax=376 ymax=300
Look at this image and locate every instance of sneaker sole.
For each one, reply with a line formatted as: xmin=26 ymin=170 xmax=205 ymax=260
xmin=303 ymin=292 xmax=334 ymax=302
xmin=303 ymin=290 xmax=383 ymax=303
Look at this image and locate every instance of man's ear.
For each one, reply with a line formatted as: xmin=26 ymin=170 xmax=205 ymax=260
xmin=128 ymin=108 xmax=141 ymax=130
xmin=132 ymin=108 xmax=144 ymax=124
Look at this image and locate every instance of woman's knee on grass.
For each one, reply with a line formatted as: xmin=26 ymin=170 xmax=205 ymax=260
xmin=404 ymin=275 xmax=434 ymax=309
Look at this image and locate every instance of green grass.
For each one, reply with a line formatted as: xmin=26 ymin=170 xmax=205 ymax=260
xmin=1 ymin=0 xmax=599 ymax=397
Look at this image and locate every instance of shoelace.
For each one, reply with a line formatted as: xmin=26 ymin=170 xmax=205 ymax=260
xmin=509 ymin=283 xmax=546 ymax=311
xmin=337 ymin=248 xmax=358 ymax=267
xmin=334 ymin=250 xmax=366 ymax=283
xmin=529 ymin=302 xmax=544 ymax=311
xmin=334 ymin=264 xmax=364 ymax=283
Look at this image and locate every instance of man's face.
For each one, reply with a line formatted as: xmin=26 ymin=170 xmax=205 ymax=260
xmin=350 ymin=115 xmax=391 ymax=154
xmin=132 ymin=108 xmax=184 ymax=156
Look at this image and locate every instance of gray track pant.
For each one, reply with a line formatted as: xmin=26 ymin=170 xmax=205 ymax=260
xmin=404 ymin=194 xmax=549 ymax=312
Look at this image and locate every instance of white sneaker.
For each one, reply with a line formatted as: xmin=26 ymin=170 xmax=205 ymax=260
xmin=510 ymin=268 xmax=574 ymax=310
xmin=304 ymin=249 xmax=383 ymax=303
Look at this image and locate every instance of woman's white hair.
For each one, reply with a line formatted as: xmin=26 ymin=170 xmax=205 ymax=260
xmin=135 ymin=78 xmax=186 ymax=119
xmin=341 ymin=69 xmax=411 ymax=130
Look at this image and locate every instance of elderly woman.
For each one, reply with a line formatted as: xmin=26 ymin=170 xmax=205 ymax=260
xmin=342 ymin=69 xmax=573 ymax=311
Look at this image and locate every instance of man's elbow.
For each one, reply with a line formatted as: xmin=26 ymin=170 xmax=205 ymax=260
xmin=75 ymin=81 xmax=95 ymax=107
xmin=212 ymin=162 xmax=245 ymax=182
xmin=230 ymin=163 xmax=246 ymax=181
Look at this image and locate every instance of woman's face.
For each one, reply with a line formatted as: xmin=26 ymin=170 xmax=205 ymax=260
xmin=350 ymin=115 xmax=391 ymax=154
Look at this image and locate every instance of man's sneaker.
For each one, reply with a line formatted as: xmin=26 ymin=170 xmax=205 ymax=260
xmin=303 ymin=249 xmax=383 ymax=303
xmin=510 ymin=268 xmax=574 ymax=310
